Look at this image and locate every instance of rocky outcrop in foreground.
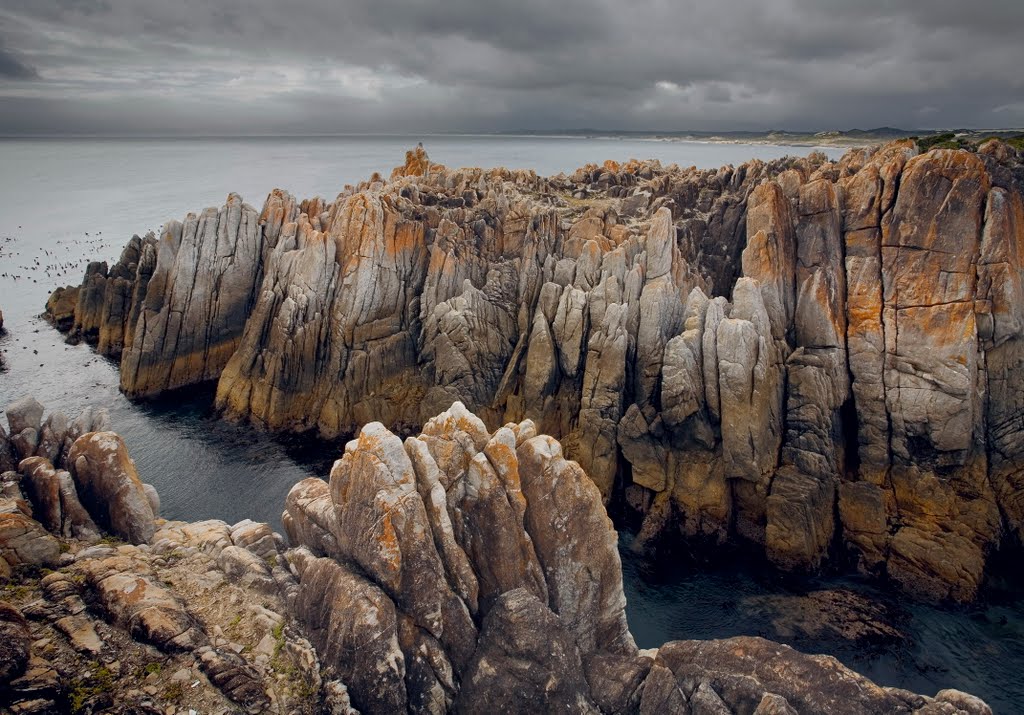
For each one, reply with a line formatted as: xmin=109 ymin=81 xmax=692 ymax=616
xmin=46 ymin=140 xmax=1024 ymax=604
xmin=0 ymin=398 xmax=990 ymax=714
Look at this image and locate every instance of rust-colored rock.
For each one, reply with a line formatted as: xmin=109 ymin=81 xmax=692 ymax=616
xmin=67 ymin=432 xmax=157 ymax=544
xmin=47 ymin=142 xmax=1024 ymax=604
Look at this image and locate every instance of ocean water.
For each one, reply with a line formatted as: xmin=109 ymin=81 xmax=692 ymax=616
xmin=0 ymin=136 xmax=1020 ymax=713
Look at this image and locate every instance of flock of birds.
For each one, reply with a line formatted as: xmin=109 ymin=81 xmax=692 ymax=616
xmin=0 ymin=226 xmax=126 ymax=374
xmin=1 ymin=228 xmax=118 ymax=283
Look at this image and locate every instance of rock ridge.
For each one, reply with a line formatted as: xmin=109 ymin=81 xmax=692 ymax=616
xmin=0 ymin=398 xmax=992 ymax=714
xmin=45 ymin=139 xmax=1024 ymax=604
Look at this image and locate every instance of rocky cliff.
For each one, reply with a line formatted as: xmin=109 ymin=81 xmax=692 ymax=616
xmin=46 ymin=139 xmax=1024 ymax=604
xmin=0 ymin=398 xmax=991 ymax=714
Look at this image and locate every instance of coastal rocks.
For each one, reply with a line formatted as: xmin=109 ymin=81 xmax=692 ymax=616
xmin=44 ymin=286 xmax=79 ymax=332
xmin=738 ymin=589 xmax=905 ymax=648
xmin=453 ymin=588 xmax=597 ymax=714
xmin=6 ymin=396 xmax=44 ymax=462
xmin=0 ymin=511 xmax=61 ymax=576
xmin=82 ymin=554 xmax=208 ymax=651
xmin=518 ymin=433 xmax=635 ymax=655
xmin=0 ymin=407 xmax=995 ymax=713
xmin=764 ymin=178 xmax=848 ymax=572
xmin=328 ymin=421 xmax=478 ymax=669
xmin=46 ymin=141 xmax=1024 ymax=605
xmin=291 ymin=553 xmax=408 ymax=713
xmin=655 ymin=635 xmax=991 ymax=712
xmin=655 ymin=637 xmax=938 ymax=715
xmin=875 ymin=150 xmax=999 ymax=602
xmin=0 ymin=416 xmax=329 ymax=714
xmin=0 ymin=426 xmax=16 ymax=474
xmin=67 ymin=432 xmax=157 ymax=544
xmin=97 ymin=235 xmax=146 ymax=357
xmin=215 ymin=191 xmax=433 ymax=436
xmin=392 ymin=143 xmax=436 ymax=179
xmin=281 ymin=477 xmax=340 ymax=558
xmin=197 ymin=648 xmax=272 ymax=713
xmin=18 ymin=457 xmax=100 ymax=540
xmin=70 ymin=261 xmax=110 ymax=344
xmin=0 ymin=601 xmax=31 ymax=686
xmin=119 ymin=195 xmax=265 ymax=397
xmin=282 ymin=404 xmax=638 ymax=712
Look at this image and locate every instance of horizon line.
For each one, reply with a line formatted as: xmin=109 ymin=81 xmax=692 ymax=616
xmin=1 ymin=127 xmax=1022 ymax=141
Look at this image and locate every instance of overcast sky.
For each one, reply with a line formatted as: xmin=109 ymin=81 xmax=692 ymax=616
xmin=0 ymin=0 xmax=1021 ymax=136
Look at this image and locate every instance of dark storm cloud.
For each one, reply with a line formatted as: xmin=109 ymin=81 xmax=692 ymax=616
xmin=0 ymin=0 xmax=1021 ymax=134
xmin=0 ymin=39 xmax=37 ymax=78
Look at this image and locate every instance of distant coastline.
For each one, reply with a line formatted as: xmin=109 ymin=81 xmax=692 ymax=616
xmin=495 ymin=126 xmax=1024 ymax=148
xmin=3 ymin=127 xmax=1023 ymax=149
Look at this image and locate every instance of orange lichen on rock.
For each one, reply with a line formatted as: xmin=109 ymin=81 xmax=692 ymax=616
xmin=391 ymin=144 xmax=442 ymax=179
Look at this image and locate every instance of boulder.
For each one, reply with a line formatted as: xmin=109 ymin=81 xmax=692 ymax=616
xmin=67 ymin=432 xmax=156 ymax=544
xmin=81 ymin=555 xmax=207 ymax=652
xmin=0 ymin=512 xmax=61 ymax=576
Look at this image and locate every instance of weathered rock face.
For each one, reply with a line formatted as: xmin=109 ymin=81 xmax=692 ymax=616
xmin=0 ymin=600 xmax=31 ymax=686
xmin=453 ymin=588 xmax=598 ymax=714
xmin=279 ymin=403 xmax=636 ymax=712
xmin=0 ymin=399 xmax=148 ymax=574
xmin=278 ymin=404 xmax=988 ymax=714
xmin=47 ymin=140 xmax=1024 ymax=603
xmin=66 ymin=432 xmax=157 ymax=544
xmin=44 ymin=286 xmax=79 ymax=331
xmin=0 ymin=402 xmax=992 ymax=714
xmin=18 ymin=457 xmax=101 ymax=541
xmin=120 ymin=195 xmax=266 ymax=397
xmin=0 ymin=511 xmax=61 ymax=576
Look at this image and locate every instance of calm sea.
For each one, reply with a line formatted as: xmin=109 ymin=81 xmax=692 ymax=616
xmin=0 ymin=136 xmax=1020 ymax=712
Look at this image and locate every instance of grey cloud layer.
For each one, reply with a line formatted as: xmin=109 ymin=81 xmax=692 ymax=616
xmin=0 ymin=0 xmax=1021 ymax=134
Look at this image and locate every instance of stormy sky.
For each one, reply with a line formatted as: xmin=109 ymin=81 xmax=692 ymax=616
xmin=0 ymin=0 xmax=1021 ymax=136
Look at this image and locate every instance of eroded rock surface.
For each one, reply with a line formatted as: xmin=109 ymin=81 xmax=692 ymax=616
xmin=276 ymin=403 xmax=989 ymax=714
xmin=45 ymin=141 xmax=1024 ymax=603
xmin=0 ymin=400 xmax=991 ymax=713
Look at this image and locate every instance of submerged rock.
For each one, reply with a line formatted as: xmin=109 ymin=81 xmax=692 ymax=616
xmin=738 ymin=588 xmax=906 ymax=648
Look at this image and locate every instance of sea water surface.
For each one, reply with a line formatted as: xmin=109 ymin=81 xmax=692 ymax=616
xmin=0 ymin=136 xmax=1020 ymax=713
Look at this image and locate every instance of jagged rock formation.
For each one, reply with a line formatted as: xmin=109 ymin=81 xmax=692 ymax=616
xmin=1 ymin=398 xmax=158 ymax=579
xmin=46 ymin=140 xmax=1024 ymax=603
xmin=0 ymin=399 xmax=991 ymax=714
